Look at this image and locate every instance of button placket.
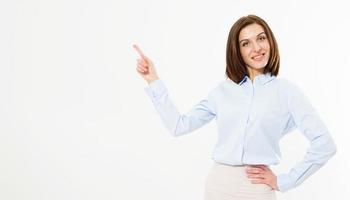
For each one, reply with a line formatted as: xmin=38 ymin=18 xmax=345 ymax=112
xmin=241 ymin=79 xmax=255 ymax=163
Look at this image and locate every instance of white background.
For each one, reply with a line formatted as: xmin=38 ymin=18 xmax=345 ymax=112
xmin=0 ymin=0 xmax=349 ymax=199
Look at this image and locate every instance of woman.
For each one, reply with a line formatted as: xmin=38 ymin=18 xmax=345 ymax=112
xmin=133 ymin=15 xmax=337 ymax=200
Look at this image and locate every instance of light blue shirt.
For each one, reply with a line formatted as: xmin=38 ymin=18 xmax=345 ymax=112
xmin=144 ymin=72 xmax=336 ymax=192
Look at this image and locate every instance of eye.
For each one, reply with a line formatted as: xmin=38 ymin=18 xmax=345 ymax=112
xmin=242 ymin=41 xmax=249 ymax=47
xmin=259 ymin=36 xmax=267 ymax=41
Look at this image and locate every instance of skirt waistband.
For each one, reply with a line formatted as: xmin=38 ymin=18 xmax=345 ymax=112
xmin=204 ymin=161 xmax=276 ymax=199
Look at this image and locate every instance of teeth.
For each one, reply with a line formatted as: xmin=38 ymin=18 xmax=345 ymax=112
xmin=253 ymin=54 xmax=264 ymax=59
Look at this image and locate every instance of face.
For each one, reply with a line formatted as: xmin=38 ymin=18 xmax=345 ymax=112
xmin=238 ymin=23 xmax=270 ymax=74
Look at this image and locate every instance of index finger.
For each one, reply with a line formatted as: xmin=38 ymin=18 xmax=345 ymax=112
xmin=256 ymin=165 xmax=270 ymax=171
xmin=132 ymin=44 xmax=147 ymax=60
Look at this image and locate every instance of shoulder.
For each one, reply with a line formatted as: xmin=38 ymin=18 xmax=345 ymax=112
xmin=273 ymin=77 xmax=307 ymax=102
xmin=209 ymin=79 xmax=238 ymax=94
xmin=202 ymin=79 xmax=234 ymax=101
xmin=274 ymin=77 xmax=302 ymax=92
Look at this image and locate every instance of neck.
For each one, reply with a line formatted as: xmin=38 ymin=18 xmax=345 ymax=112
xmin=247 ymin=68 xmax=264 ymax=81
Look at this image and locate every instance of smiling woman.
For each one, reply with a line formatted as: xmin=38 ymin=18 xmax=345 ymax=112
xmin=226 ymin=15 xmax=280 ymax=84
xmin=134 ymin=14 xmax=337 ymax=200
xmin=239 ymin=25 xmax=270 ymax=74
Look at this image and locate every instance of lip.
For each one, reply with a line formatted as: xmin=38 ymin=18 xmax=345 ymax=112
xmin=251 ymin=53 xmax=265 ymax=61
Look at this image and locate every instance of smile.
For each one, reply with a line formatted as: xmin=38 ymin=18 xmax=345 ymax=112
xmin=252 ymin=53 xmax=265 ymax=61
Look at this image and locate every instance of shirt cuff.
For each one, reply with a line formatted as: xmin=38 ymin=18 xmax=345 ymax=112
xmin=144 ymin=79 xmax=167 ymax=98
xmin=277 ymin=173 xmax=295 ymax=193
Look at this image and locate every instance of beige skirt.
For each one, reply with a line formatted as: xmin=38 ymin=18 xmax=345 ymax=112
xmin=204 ymin=162 xmax=277 ymax=200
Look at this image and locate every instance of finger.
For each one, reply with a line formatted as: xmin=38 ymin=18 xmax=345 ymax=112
xmin=136 ymin=65 xmax=144 ymax=72
xmin=255 ymin=165 xmax=268 ymax=168
xmin=246 ymin=171 xmax=263 ymax=175
xmin=250 ymin=179 xmax=267 ymax=184
xmin=258 ymin=165 xmax=271 ymax=172
xmin=136 ymin=67 xmax=147 ymax=74
xmin=250 ymin=179 xmax=269 ymax=185
xmin=247 ymin=174 xmax=265 ymax=179
xmin=137 ymin=60 xmax=146 ymax=67
xmin=250 ymin=165 xmax=268 ymax=172
xmin=137 ymin=65 xmax=148 ymax=72
xmin=248 ymin=165 xmax=265 ymax=168
xmin=133 ymin=44 xmax=147 ymax=60
xmin=246 ymin=167 xmax=264 ymax=174
xmin=136 ymin=68 xmax=144 ymax=74
xmin=137 ymin=59 xmax=148 ymax=66
xmin=137 ymin=64 xmax=148 ymax=71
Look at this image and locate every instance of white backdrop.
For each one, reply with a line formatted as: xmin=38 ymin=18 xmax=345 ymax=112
xmin=0 ymin=0 xmax=349 ymax=199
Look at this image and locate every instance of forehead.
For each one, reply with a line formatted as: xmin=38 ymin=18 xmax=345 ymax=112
xmin=239 ymin=23 xmax=265 ymax=40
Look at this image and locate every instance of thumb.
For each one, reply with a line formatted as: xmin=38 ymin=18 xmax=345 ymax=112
xmin=144 ymin=56 xmax=154 ymax=67
xmin=143 ymin=55 xmax=151 ymax=64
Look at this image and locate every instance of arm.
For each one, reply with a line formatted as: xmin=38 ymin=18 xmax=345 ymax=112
xmin=133 ymin=44 xmax=216 ymax=136
xmin=144 ymin=79 xmax=216 ymax=137
xmin=276 ymin=84 xmax=337 ymax=192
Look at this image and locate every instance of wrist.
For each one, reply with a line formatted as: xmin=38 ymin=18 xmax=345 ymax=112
xmin=147 ymin=77 xmax=159 ymax=84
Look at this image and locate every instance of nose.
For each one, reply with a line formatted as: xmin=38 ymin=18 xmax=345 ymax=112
xmin=252 ymin=41 xmax=262 ymax=52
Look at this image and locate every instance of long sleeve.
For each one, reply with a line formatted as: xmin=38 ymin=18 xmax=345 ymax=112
xmin=144 ymin=79 xmax=216 ymax=137
xmin=277 ymin=84 xmax=337 ymax=192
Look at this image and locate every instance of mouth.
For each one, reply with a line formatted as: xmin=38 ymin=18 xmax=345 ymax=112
xmin=251 ymin=53 xmax=265 ymax=61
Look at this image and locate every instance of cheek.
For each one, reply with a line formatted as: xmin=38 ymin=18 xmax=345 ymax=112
xmin=240 ymin=48 xmax=251 ymax=61
xmin=262 ymin=41 xmax=271 ymax=51
xmin=264 ymin=44 xmax=271 ymax=58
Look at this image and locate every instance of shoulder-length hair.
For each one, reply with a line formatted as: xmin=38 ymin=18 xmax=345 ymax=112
xmin=225 ymin=15 xmax=280 ymax=84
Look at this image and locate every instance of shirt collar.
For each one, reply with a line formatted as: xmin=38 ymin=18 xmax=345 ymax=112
xmin=238 ymin=72 xmax=275 ymax=86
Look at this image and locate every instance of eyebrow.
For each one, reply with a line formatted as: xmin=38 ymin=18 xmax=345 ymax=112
xmin=239 ymin=32 xmax=266 ymax=44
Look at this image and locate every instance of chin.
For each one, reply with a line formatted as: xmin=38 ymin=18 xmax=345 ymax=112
xmin=250 ymin=61 xmax=268 ymax=69
xmin=248 ymin=64 xmax=266 ymax=70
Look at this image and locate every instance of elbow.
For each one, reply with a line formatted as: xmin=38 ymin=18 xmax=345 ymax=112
xmin=328 ymin=134 xmax=337 ymax=156
xmin=170 ymin=132 xmax=183 ymax=138
xmin=330 ymin=141 xmax=337 ymax=157
xmin=314 ymin=134 xmax=337 ymax=163
xmin=324 ymin=137 xmax=337 ymax=160
xmin=167 ymin=117 xmax=189 ymax=137
xmin=169 ymin=127 xmax=188 ymax=138
xmin=169 ymin=128 xmax=180 ymax=137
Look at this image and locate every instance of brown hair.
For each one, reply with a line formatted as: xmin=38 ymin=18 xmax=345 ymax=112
xmin=225 ymin=15 xmax=280 ymax=84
